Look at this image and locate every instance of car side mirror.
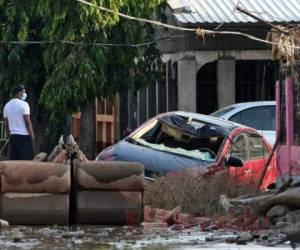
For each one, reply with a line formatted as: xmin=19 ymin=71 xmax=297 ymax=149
xmin=226 ymin=156 xmax=243 ymax=168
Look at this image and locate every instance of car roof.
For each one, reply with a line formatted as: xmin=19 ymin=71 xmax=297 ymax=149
xmin=160 ymin=111 xmax=244 ymax=130
xmin=210 ymin=101 xmax=276 ymax=119
xmin=222 ymin=101 xmax=275 ymax=109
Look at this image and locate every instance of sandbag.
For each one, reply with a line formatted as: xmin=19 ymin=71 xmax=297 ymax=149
xmin=0 ymin=161 xmax=70 ymax=193
xmin=1 ymin=193 xmax=69 ymax=225
xmin=258 ymin=187 xmax=300 ymax=214
xmin=75 ymin=191 xmax=143 ymax=225
xmin=76 ymin=161 xmax=144 ymax=191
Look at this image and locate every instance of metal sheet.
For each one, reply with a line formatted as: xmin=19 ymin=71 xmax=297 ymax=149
xmin=169 ymin=0 xmax=300 ymax=24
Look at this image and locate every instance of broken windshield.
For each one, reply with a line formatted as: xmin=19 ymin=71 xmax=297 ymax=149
xmin=130 ymin=115 xmax=227 ymax=161
xmin=160 ymin=114 xmax=231 ymax=137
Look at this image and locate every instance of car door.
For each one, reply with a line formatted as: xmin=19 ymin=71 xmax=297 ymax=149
xmin=228 ymin=132 xmax=275 ymax=188
xmin=228 ymin=133 xmax=253 ymax=184
xmin=242 ymin=133 xmax=267 ymax=185
xmin=245 ymin=133 xmax=275 ymax=189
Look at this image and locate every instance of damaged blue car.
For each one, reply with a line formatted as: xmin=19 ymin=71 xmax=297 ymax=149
xmin=96 ymin=111 xmax=275 ymax=189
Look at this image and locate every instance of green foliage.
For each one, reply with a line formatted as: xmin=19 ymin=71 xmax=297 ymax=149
xmin=0 ymin=0 xmax=165 ymax=121
xmin=0 ymin=1 xmax=45 ymax=110
xmin=0 ymin=0 xmax=165 ymax=154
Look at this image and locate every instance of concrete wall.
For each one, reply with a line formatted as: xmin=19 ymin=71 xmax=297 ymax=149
xmin=178 ymin=58 xmax=197 ymax=112
xmin=217 ymin=59 xmax=236 ymax=108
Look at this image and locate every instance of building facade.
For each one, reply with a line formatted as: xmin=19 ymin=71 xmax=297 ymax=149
xmin=120 ymin=0 xmax=300 ymax=136
xmin=73 ymin=0 xmax=300 ymax=152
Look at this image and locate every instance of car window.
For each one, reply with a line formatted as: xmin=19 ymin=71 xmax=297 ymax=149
xmin=230 ymin=134 xmax=247 ymax=161
xmin=247 ymin=134 xmax=269 ymax=160
xmin=210 ymin=106 xmax=236 ymax=117
xmin=229 ymin=106 xmax=275 ymax=131
xmin=266 ymin=106 xmax=276 ymax=130
xmin=229 ymin=112 xmax=242 ymax=124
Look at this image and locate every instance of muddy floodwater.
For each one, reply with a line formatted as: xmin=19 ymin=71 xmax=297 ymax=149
xmin=0 ymin=224 xmax=293 ymax=250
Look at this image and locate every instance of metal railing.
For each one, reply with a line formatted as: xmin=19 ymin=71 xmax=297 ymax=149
xmin=0 ymin=121 xmax=8 ymax=141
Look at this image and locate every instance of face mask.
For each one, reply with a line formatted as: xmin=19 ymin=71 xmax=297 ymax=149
xmin=20 ymin=93 xmax=27 ymax=101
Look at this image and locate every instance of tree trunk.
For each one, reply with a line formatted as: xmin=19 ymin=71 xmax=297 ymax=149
xmin=78 ymin=101 xmax=96 ymax=160
xmin=28 ymin=87 xmax=52 ymax=154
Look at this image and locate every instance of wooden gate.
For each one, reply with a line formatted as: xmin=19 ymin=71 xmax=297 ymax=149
xmin=72 ymin=96 xmax=119 ymax=153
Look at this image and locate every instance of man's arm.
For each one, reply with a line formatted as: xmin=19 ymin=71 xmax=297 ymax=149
xmin=23 ymin=115 xmax=35 ymax=140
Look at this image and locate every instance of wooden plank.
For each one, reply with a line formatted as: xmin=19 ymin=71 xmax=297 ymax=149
xmin=72 ymin=113 xmax=81 ymax=119
xmin=96 ymin=114 xmax=114 ymax=123
xmin=113 ymin=94 xmax=120 ymax=142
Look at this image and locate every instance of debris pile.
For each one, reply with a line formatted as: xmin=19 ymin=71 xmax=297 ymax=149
xmin=33 ymin=135 xmax=89 ymax=164
xmin=143 ymin=205 xmax=291 ymax=247
xmin=144 ymin=175 xmax=300 ymax=247
xmin=144 ymin=170 xmax=255 ymax=216
xmin=231 ymin=185 xmax=300 ymax=247
xmin=269 ymin=25 xmax=300 ymax=66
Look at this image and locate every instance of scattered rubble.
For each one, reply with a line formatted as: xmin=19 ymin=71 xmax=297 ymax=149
xmin=34 ymin=135 xmax=89 ymax=164
xmin=62 ymin=230 xmax=85 ymax=239
xmin=230 ymin=185 xmax=300 ymax=247
xmin=0 ymin=219 xmax=9 ymax=228
xmin=143 ymin=181 xmax=300 ymax=248
xmin=11 ymin=231 xmax=24 ymax=242
xmin=267 ymin=205 xmax=290 ymax=224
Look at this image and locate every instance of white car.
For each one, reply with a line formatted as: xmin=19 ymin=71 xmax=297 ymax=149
xmin=210 ymin=101 xmax=276 ymax=145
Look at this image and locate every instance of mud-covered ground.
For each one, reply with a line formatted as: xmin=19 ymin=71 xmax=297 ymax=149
xmin=0 ymin=224 xmax=293 ymax=250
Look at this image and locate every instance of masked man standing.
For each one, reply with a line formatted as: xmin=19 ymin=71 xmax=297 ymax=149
xmin=3 ymin=84 xmax=35 ymax=160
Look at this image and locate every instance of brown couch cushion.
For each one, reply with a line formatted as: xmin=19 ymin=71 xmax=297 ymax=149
xmin=0 ymin=161 xmax=70 ymax=193
xmin=76 ymin=161 xmax=144 ymax=191
xmin=2 ymin=193 xmax=69 ymax=225
xmin=75 ymin=191 xmax=142 ymax=225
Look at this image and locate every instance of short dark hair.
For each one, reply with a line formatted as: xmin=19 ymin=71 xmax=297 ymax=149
xmin=12 ymin=84 xmax=25 ymax=95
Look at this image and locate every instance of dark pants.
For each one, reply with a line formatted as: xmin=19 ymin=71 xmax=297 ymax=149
xmin=9 ymin=134 xmax=34 ymax=160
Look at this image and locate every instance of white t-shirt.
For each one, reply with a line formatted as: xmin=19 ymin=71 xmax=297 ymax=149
xmin=3 ymin=98 xmax=30 ymax=135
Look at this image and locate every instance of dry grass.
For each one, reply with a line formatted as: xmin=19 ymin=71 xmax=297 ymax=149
xmin=144 ymin=170 xmax=255 ymax=216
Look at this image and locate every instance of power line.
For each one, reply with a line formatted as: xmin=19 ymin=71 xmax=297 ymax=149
xmin=0 ymin=34 xmax=191 ymax=47
xmin=0 ymin=40 xmax=150 ymax=47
